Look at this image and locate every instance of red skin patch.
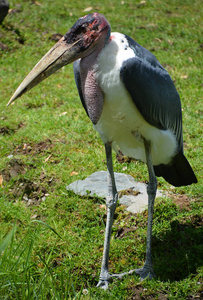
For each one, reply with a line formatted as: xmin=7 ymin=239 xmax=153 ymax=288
xmin=109 ymin=35 xmax=115 ymax=41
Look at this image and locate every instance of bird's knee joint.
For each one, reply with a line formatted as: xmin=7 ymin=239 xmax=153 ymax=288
xmin=106 ymin=193 xmax=118 ymax=209
xmin=147 ymin=180 xmax=157 ymax=196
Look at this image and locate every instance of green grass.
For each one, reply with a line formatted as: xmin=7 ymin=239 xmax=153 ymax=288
xmin=0 ymin=0 xmax=202 ymax=299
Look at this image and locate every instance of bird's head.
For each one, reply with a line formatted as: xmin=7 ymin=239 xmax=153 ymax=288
xmin=64 ymin=13 xmax=110 ymax=55
xmin=7 ymin=12 xmax=110 ymax=106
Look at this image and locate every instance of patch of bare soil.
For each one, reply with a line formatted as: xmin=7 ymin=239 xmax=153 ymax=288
xmin=127 ymin=285 xmax=168 ymax=300
xmin=11 ymin=173 xmax=53 ymax=206
xmin=1 ymin=158 xmax=27 ymax=181
xmin=0 ymin=122 xmax=25 ymax=135
xmin=116 ymin=150 xmax=136 ymax=163
xmin=1 ymin=158 xmax=53 ymax=206
xmin=171 ymin=194 xmax=191 ymax=211
xmin=14 ymin=139 xmax=53 ymax=156
xmin=115 ymin=226 xmax=137 ymax=239
xmin=0 ymin=126 xmax=14 ymax=135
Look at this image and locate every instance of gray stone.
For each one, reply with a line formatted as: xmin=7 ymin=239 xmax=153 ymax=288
xmin=0 ymin=0 xmax=9 ymax=24
xmin=66 ymin=171 xmax=164 ymax=213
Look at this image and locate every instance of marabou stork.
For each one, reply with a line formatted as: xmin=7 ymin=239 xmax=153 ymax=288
xmin=8 ymin=13 xmax=197 ymax=289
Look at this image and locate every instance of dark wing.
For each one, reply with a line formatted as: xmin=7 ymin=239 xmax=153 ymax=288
xmin=73 ymin=59 xmax=89 ymax=118
xmin=120 ymin=36 xmax=183 ymax=152
xmin=120 ymin=36 xmax=197 ymax=186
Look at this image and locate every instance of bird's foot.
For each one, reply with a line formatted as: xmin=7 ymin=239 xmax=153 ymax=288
xmin=96 ymin=266 xmax=155 ymax=289
xmin=135 ymin=265 xmax=156 ymax=281
xmin=96 ymin=279 xmax=111 ymax=290
xmin=96 ymin=269 xmax=137 ymax=289
xmin=96 ymin=272 xmax=112 ymax=290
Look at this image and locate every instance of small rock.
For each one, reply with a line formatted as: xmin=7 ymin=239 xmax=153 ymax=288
xmin=0 ymin=0 xmax=9 ymax=24
xmin=67 ymin=171 xmax=164 ymax=214
xmin=23 ymin=194 xmax=29 ymax=201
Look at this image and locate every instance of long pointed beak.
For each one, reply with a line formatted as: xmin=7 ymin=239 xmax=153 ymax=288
xmin=7 ymin=37 xmax=82 ymax=106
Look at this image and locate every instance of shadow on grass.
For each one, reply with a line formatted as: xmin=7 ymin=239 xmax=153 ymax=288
xmin=153 ymin=218 xmax=203 ymax=281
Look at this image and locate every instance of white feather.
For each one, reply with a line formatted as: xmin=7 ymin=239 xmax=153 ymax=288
xmin=94 ymin=33 xmax=177 ymax=165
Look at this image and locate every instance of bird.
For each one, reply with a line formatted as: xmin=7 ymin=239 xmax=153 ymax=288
xmin=7 ymin=12 xmax=197 ymax=289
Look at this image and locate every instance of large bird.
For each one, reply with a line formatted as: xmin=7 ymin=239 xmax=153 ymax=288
xmin=8 ymin=12 xmax=197 ymax=289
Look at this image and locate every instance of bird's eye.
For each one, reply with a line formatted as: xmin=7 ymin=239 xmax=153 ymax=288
xmin=81 ymin=27 xmax=87 ymax=34
xmin=75 ymin=25 xmax=87 ymax=35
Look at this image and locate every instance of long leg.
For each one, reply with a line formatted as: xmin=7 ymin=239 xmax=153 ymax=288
xmin=97 ymin=139 xmax=156 ymax=289
xmin=96 ymin=142 xmax=118 ymax=290
xmin=135 ymin=139 xmax=157 ymax=280
xmin=110 ymin=139 xmax=157 ymax=281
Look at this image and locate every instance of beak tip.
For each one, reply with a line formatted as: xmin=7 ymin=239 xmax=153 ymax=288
xmin=7 ymin=96 xmax=16 ymax=107
xmin=7 ymin=101 xmax=11 ymax=107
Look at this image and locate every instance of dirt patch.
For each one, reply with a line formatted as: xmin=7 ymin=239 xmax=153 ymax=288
xmin=14 ymin=139 xmax=53 ymax=156
xmin=1 ymin=158 xmax=27 ymax=182
xmin=127 ymin=285 xmax=168 ymax=300
xmin=5 ymin=170 xmax=54 ymax=206
xmin=0 ymin=122 xmax=25 ymax=135
xmin=1 ymin=158 xmax=53 ymax=206
xmin=116 ymin=150 xmax=136 ymax=164
xmin=11 ymin=172 xmax=53 ymax=206
xmin=115 ymin=226 xmax=137 ymax=239
xmin=0 ymin=126 xmax=14 ymax=135
xmin=171 ymin=194 xmax=191 ymax=211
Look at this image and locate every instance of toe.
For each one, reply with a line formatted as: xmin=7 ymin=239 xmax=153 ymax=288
xmin=96 ymin=280 xmax=109 ymax=290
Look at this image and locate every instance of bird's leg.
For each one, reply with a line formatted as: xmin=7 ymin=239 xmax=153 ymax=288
xmin=135 ymin=139 xmax=157 ymax=280
xmin=108 ymin=140 xmax=157 ymax=282
xmin=97 ymin=140 xmax=156 ymax=289
xmin=96 ymin=142 xmax=118 ymax=290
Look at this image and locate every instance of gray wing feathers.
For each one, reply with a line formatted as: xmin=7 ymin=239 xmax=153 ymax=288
xmin=120 ymin=57 xmax=183 ymax=152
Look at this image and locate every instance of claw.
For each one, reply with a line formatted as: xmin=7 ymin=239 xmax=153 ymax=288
xmin=96 ymin=279 xmax=109 ymax=290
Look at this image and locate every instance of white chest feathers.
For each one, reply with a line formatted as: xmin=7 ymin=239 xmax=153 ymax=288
xmin=94 ymin=33 xmax=177 ymax=165
xmin=96 ymin=32 xmax=135 ymax=94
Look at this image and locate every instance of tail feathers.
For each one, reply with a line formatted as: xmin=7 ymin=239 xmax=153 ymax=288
xmin=154 ymin=152 xmax=197 ymax=187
